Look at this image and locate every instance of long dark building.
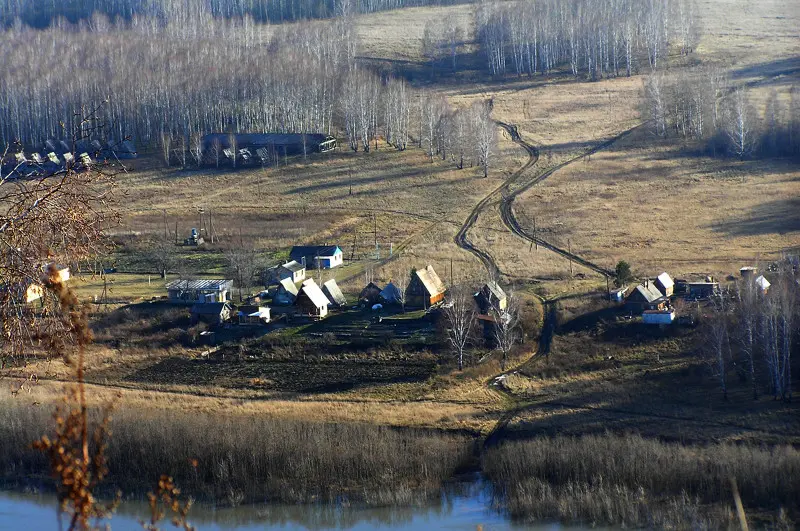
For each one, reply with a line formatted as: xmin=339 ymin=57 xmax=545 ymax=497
xmin=202 ymin=133 xmax=335 ymax=161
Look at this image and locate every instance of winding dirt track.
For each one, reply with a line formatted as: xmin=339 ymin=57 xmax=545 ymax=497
xmin=496 ymin=122 xmax=649 ymax=278
xmin=454 ymin=121 xmax=645 ymax=281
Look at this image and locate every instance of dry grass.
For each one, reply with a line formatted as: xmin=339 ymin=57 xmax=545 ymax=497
xmin=0 ymin=399 xmax=474 ymax=506
xmin=484 ymin=432 xmax=800 ymax=526
xmin=516 ymin=133 xmax=800 ymax=278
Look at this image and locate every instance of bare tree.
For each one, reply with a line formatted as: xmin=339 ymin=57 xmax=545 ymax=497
xmin=224 ymin=246 xmax=259 ymax=302
xmin=472 ymin=101 xmax=496 ymax=178
xmin=190 ymin=132 xmax=204 ymax=167
xmin=146 ymin=239 xmax=179 ymax=280
xmin=387 ymin=261 xmax=410 ymax=313
xmin=0 ymin=112 xmax=119 ymax=366
xmin=736 ymin=278 xmax=760 ymax=399
xmin=724 ymin=87 xmax=756 ymax=159
xmin=160 ymin=131 xmax=172 ymax=167
xmin=708 ymin=290 xmax=733 ymax=400
xmin=492 ymin=290 xmax=520 ymax=370
xmin=443 ymin=285 xmax=475 ymax=371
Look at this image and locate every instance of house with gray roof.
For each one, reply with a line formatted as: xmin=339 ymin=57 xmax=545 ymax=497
xmin=166 ymin=279 xmax=233 ymax=303
xmin=625 ymin=281 xmax=666 ymax=313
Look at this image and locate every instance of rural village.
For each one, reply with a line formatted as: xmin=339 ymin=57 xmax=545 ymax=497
xmin=0 ymin=0 xmax=799 ymax=529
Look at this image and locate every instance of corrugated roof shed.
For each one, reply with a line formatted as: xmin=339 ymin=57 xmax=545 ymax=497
xmin=322 ymin=279 xmax=347 ymax=306
xmin=300 ymin=279 xmax=331 ymax=308
xmin=190 ymin=302 xmax=230 ymax=315
xmin=166 ymin=279 xmax=233 ymax=291
xmin=416 ymin=265 xmax=446 ymax=297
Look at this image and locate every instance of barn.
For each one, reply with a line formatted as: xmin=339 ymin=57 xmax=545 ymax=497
xmin=654 ymin=272 xmax=674 ymax=297
xmin=202 ymin=133 xmax=336 ymax=164
xmin=406 ymin=265 xmax=446 ymax=309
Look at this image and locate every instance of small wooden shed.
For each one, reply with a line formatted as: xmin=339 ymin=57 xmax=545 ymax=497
xmin=474 ymin=281 xmax=507 ymax=315
xmin=625 ymin=282 xmax=666 ymax=313
xmin=190 ymin=302 xmax=232 ymax=325
xmin=406 ymin=265 xmax=446 ymax=309
xmin=654 ymin=272 xmax=674 ymax=297
xmin=322 ymin=278 xmax=347 ymax=307
xmin=359 ymin=282 xmax=383 ymax=306
xmin=296 ymin=279 xmax=331 ymax=318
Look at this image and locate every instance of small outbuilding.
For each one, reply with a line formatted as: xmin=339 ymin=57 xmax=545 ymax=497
xmin=237 ymin=305 xmax=271 ymax=325
xmin=755 ymin=275 xmax=770 ymax=295
xmin=642 ymin=309 xmax=676 ymax=325
xmin=359 ymin=282 xmax=383 ymax=306
xmin=278 ymin=260 xmax=306 ymax=284
xmin=380 ymin=282 xmax=403 ymax=304
xmin=296 ymin=279 xmax=331 ymax=318
xmin=474 ymin=281 xmax=507 ymax=315
xmin=290 ymin=245 xmax=343 ymax=269
xmin=654 ymin=272 xmax=674 ymax=298
xmin=406 ymin=265 xmax=446 ymax=309
xmin=625 ymin=282 xmax=666 ymax=313
xmin=190 ymin=302 xmax=232 ymax=325
xmin=685 ymin=281 xmax=719 ymax=299
xmin=273 ymin=277 xmax=299 ymax=305
xmin=322 ymin=278 xmax=347 ymax=307
xmin=167 ymin=279 xmax=233 ymax=303
xmin=740 ymin=266 xmax=758 ymax=280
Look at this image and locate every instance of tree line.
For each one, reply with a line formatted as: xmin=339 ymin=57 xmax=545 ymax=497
xmin=707 ymin=262 xmax=798 ymax=402
xmin=0 ymin=0 xmax=469 ymax=27
xmin=475 ymin=0 xmax=700 ymax=79
xmin=643 ymin=68 xmax=800 ymax=159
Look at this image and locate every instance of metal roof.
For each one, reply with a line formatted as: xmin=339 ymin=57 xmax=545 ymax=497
xmin=323 ymin=279 xmax=347 ymax=306
xmin=281 ymin=260 xmax=305 ymax=273
xmin=483 ymin=281 xmax=506 ymax=302
xmin=300 ymin=279 xmax=331 ymax=308
xmin=656 ymin=272 xmax=674 ymax=289
xmin=203 ymin=133 xmax=328 ymax=149
xmin=755 ymin=275 xmax=771 ymax=289
xmin=415 ymin=265 xmax=446 ymax=297
xmin=166 ymin=279 xmax=233 ymax=291
xmin=630 ymin=283 xmax=664 ymax=303
xmin=278 ymin=277 xmax=299 ymax=296
xmin=290 ymin=246 xmax=342 ymax=259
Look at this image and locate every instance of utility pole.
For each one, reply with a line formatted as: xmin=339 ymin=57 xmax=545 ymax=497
xmin=163 ymin=209 xmax=168 ymax=241
xmin=175 ymin=221 xmax=178 ymax=245
xmin=533 ymin=216 xmax=537 ymax=250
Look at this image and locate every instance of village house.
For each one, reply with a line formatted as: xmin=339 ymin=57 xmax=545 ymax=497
xmin=273 ymin=277 xmax=299 ymax=305
xmin=322 ymin=278 xmax=347 ymax=308
xmin=654 ymin=272 xmax=674 ymax=297
xmin=359 ymin=282 xmax=383 ymax=307
xmin=474 ymin=281 xmax=507 ymax=315
xmin=166 ymin=279 xmax=233 ymax=303
xmin=625 ymin=281 xmax=666 ymax=313
xmin=236 ymin=305 xmax=271 ymax=325
xmin=290 ymin=245 xmax=344 ymax=269
xmin=406 ymin=265 xmax=446 ymax=309
xmin=277 ymin=260 xmax=306 ymax=284
xmin=296 ymin=279 xmax=331 ymax=318
xmin=190 ymin=302 xmax=232 ymax=325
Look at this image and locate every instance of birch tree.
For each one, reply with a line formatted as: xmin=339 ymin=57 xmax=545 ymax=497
xmin=444 ymin=285 xmax=476 ymax=371
xmin=472 ymin=101 xmax=496 ymax=178
xmin=724 ymin=87 xmax=756 ymax=159
xmin=492 ymin=291 xmax=520 ymax=370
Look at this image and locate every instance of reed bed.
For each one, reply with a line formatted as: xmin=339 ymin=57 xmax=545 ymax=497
xmin=483 ymin=433 xmax=800 ymax=527
xmin=0 ymin=402 xmax=474 ymax=506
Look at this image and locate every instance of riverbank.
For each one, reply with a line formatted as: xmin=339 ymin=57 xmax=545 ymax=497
xmin=2 ymin=399 xmax=799 ymax=528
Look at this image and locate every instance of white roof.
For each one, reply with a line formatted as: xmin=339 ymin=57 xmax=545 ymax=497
xmin=755 ymin=275 xmax=770 ymax=289
xmin=278 ymin=277 xmax=298 ymax=296
xmin=322 ymin=278 xmax=347 ymax=306
xmin=657 ymin=272 xmax=674 ymax=289
xmin=301 ymin=279 xmax=331 ymax=308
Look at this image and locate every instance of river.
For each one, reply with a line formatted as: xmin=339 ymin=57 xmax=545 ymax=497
xmin=0 ymin=478 xmax=574 ymax=531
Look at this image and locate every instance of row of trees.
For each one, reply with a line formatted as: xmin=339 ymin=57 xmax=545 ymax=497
xmin=418 ymin=94 xmax=496 ymax=176
xmin=475 ymin=0 xmax=700 ymax=79
xmin=707 ymin=264 xmax=797 ymax=402
xmin=0 ymin=15 xmax=356 ymax=148
xmin=0 ymin=0 xmax=468 ymax=27
xmin=644 ymin=69 xmax=800 ymax=158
